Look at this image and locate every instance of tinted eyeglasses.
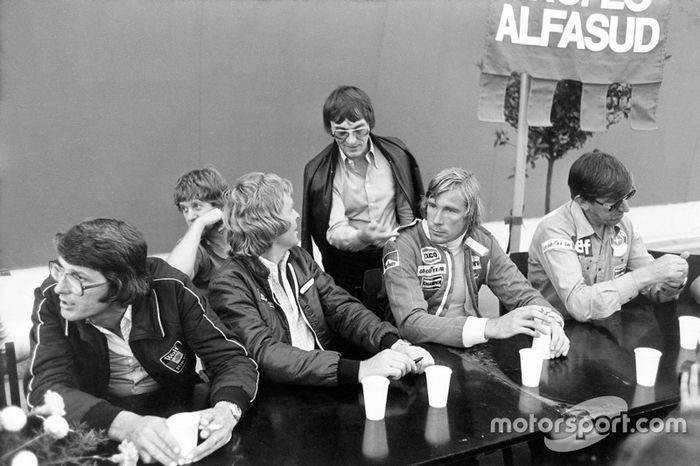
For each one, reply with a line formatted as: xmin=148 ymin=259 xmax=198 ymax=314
xmin=48 ymin=260 xmax=107 ymax=296
xmin=593 ymin=188 xmax=636 ymax=212
xmin=331 ymin=127 xmax=370 ymax=142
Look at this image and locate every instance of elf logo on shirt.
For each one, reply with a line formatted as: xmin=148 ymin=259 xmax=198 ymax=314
xmin=574 ymin=237 xmax=593 ymax=257
xmin=161 ymin=340 xmax=186 ymax=373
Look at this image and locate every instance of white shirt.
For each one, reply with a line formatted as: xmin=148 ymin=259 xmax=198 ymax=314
xmin=260 ymin=253 xmax=315 ymax=351
xmin=327 ymin=141 xmax=410 ymax=251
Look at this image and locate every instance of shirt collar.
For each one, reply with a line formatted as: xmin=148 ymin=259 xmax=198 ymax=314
xmin=421 ymin=220 xmax=468 ymax=248
xmin=259 ymin=251 xmax=291 ymax=278
xmin=337 ymin=138 xmax=377 ymax=168
xmin=88 ymin=305 xmax=133 ymax=339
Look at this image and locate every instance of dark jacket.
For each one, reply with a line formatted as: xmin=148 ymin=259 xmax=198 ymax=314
xmin=208 ymin=246 xmax=401 ymax=386
xmin=301 ymin=134 xmax=424 ymax=279
xmin=26 ymin=258 xmax=259 ymax=430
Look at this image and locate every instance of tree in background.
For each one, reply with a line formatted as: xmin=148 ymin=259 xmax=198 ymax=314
xmin=494 ymin=73 xmax=631 ymax=213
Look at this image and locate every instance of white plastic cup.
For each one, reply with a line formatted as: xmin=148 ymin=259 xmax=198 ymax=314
xmin=678 ymin=316 xmax=700 ymax=349
xmin=519 ymin=348 xmax=545 ymax=387
xmin=531 ymin=331 xmax=552 ymax=359
xmin=634 ymin=347 xmax=662 ymax=387
xmin=166 ymin=412 xmax=200 ymax=456
xmin=361 ymin=375 xmax=390 ymax=420
xmin=425 ymin=365 xmax=453 ymax=408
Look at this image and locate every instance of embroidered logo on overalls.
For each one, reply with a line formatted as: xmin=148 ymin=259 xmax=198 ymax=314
xmin=421 ymin=275 xmax=443 ymax=290
xmin=383 ymin=250 xmax=400 ymax=272
xmin=161 ymin=340 xmax=186 ymax=373
xmin=420 ymin=247 xmax=441 ymax=265
xmin=417 ymin=264 xmax=447 ymax=276
xmin=611 ymin=230 xmax=628 ymax=257
xmin=471 ymin=255 xmax=482 ymax=272
xmin=613 ymin=264 xmax=627 ymax=278
xmin=574 ymin=237 xmax=593 ymax=257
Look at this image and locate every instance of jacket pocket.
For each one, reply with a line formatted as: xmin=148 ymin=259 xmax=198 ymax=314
xmin=299 ymin=278 xmax=315 ymax=294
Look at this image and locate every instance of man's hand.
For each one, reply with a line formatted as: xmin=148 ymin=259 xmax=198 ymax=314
xmin=484 ymin=305 xmax=550 ymax=340
xmin=357 ymin=221 xmax=396 ymax=247
xmin=680 ymin=362 xmax=700 ymax=414
xmin=636 ymin=253 xmax=689 ymax=288
xmin=193 ymin=208 xmax=223 ymax=229
xmin=391 ymin=342 xmax=435 ymax=373
xmin=358 ymin=349 xmax=416 ymax=381
xmin=549 ymin=320 xmax=570 ymax=358
xmin=109 ymin=412 xmax=181 ymax=465
xmin=185 ymin=402 xmax=240 ymax=463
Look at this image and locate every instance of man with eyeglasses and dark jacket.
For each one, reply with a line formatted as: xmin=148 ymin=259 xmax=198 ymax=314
xmin=27 ymin=218 xmax=259 ymax=465
xmin=301 ymin=85 xmax=424 ymax=303
xmin=528 ymin=151 xmax=689 ymax=321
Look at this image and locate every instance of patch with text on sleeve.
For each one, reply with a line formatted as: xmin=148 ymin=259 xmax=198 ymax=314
xmin=541 ymin=238 xmax=575 ymax=254
xmin=160 ymin=340 xmax=186 ymax=373
xmin=383 ymin=250 xmax=400 ymax=272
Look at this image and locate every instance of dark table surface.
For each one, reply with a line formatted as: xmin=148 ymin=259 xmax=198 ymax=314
xmin=169 ymin=295 xmax=697 ymax=465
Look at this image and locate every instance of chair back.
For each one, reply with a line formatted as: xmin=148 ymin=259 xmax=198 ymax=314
xmin=362 ymin=268 xmax=388 ymax=319
xmin=0 ymin=341 xmax=21 ymax=407
xmin=499 ymin=252 xmax=530 ymax=316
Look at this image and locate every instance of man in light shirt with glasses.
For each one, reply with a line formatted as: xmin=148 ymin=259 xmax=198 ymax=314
xmin=302 ymin=85 xmax=424 ymax=304
xmin=528 ymin=151 xmax=689 ymax=321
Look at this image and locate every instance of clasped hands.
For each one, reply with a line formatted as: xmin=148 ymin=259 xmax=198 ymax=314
xmin=358 ymin=342 xmax=435 ymax=382
xmin=484 ymin=305 xmax=570 ymax=358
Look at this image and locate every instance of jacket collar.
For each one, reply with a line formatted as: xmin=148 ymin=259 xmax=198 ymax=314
xmin=232 ymin=248 xmax=304 ymax=298
xmin=420 ymin=219 xmax=468 ymax=249
xmin=129 ymin=289 xmax=166 ymax=340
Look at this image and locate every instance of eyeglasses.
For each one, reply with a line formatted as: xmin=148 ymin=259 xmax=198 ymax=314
xmin=49 ymin=260 xmax=107 ymax=296
xmin=593 ymin=188 xmax=636 ymax=212
xmin=331 ymin=127 xmax=370 ymax=142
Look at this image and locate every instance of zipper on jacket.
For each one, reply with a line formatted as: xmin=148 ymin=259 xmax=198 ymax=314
xmin=286 ymin=263 xmax=325 ymax=350
xmin=434 ymin=249 xmax=452 ymax=317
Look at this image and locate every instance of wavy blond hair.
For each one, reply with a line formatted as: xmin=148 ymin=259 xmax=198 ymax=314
xmin=223 ymin=172 xmax=293 ymax=257
xmin=421 ymin=167 xmax=484 ymax=233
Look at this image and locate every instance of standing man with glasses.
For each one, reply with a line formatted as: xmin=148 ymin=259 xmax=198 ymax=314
xmin=528 ymin=151 xmax=689 ymax=321
xmin=302 ymin=85 xmax=424 ymax=303
xmin=28 ymin=219 xmax=259 ymax=465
